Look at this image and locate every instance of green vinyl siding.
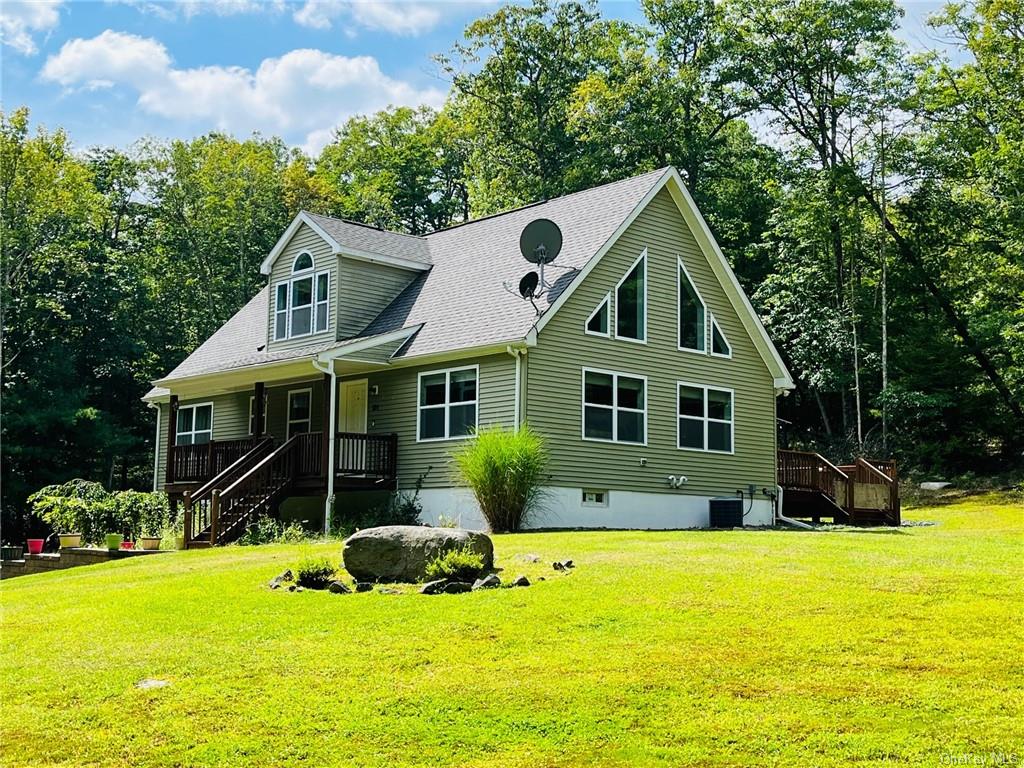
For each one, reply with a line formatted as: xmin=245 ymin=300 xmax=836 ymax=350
xmin=265 ymin=379 xmax=326 ymax=440
xmin=267 ymin=223 xmax=337 ymax=352
xmin=337 ymin=259 xmax=416 ymax=339
xmin=341 ymin=353 xmax=516 ymax=490
xmin=527 ymin=187 xmax=777 ymax=498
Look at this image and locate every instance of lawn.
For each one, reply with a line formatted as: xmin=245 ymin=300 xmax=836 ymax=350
xmin=1 ymin=494 xmax=1021 ymax=767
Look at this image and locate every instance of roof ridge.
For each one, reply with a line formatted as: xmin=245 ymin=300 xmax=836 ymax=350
xmin=301 ymin=210 xmax=427 ymax=240
xmin=424 ymin=167 xmax=671 ymax=237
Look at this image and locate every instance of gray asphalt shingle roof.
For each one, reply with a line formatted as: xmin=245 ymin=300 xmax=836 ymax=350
xmin=304 ymin=212 xmax=431 ymax=266
xmin=149 ymin=167 xmax=669 ymax=395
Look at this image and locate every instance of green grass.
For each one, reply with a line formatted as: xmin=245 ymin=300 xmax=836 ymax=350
xmin=2 ymin=493 xmax=1021 ymax=767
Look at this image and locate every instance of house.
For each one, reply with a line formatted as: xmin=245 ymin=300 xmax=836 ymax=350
xmin=144 ymin=166 xmax=800 ymax=546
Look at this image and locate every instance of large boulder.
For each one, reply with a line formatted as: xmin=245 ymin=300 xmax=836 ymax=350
xmin=342 ymin=526 xmax=493 ymax=583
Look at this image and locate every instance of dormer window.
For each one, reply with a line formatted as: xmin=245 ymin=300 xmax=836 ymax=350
xmin=274 ymin=252 xmax=329 ymax=340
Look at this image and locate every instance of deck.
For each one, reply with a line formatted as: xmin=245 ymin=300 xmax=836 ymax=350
xmin=777 ymin=449 xmax=900 ymax=526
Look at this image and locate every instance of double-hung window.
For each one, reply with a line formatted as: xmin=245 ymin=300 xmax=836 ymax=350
xmin=287 ymin=388 xmax=312 ymax=438
xmin=417 ymin=366 xmax=478 ymax=441
xmin=176 ymin=403 xmax=213 ymax=445
xmin=677 ymin=383 xmax=734 ymax=453
xmin=274 ymin=252 xmax=329 ymax=340
xmin=582 ymin=368 xmax=646 ymax=444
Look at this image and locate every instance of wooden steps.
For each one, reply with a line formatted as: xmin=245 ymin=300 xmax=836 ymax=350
xmin=778 ymin=451 xmax=900 ymax=527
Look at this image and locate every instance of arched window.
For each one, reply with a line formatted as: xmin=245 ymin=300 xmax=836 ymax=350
xmin=292 ymin=252 xmax=313 ymax=273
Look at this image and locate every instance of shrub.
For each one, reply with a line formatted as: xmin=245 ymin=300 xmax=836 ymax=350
xmin=238 ymin=518 xmax=311 ymax=546
xmin=424 ymin=546 xmax=485 ymax=583
xmin=294 ymin=555 xmax=336 ymax=588
xmin=451 ymin=425 xmax=548 ymax=532
xmin=331 ymin=473 xmax=426 ymax=536
xmin=27 ymin=481 xmax=170 ymax=545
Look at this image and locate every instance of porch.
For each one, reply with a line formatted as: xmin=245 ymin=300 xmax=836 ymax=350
xmin=163 ymin=373 xmax=398 ymax=547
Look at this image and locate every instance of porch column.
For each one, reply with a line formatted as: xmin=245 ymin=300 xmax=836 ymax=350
xmin=166 ymin=394 xmax=178 ymax=484
xmin=253 ymin=381 xmax=266 ymax=438
xmin=321 ymin=373 xmax=331 ymax=479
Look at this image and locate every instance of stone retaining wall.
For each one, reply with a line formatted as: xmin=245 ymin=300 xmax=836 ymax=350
xmin=0 ymin=548 xmax=169 ymax=580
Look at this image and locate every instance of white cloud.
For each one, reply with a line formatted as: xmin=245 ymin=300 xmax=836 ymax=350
xmin=0 ymin=0 xmax=62 ymax=55
xmin=40 ymin=30 xmax=447 ymax=153
xmin=293 ymin=0 xmax=442 ymax=36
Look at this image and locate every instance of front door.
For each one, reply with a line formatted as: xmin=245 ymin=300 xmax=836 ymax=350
xmin=339 ymin=379 xmax=368 ymax=471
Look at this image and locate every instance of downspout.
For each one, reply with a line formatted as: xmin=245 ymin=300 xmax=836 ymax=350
xmin=506 ymin=345 xmax=526 ymax=428
xmin=313 ymin=357 xmax=338 ymax=535
xmin=774 ymin=483 xmax=813 ymax=530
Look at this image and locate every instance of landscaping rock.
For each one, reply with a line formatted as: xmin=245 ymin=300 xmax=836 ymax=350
xmin=268 ymin=569 xmax=294 ymax=589
xmin=519 ymin=553 xmax=541 ymax=563
xmin=279 ymin=569 xmax=293 ymax=581
xmin=342 ymin=525 xmax=493 ymax=583
xmin=920 ymin=481 xmax=952 ymax=491
xmin=553 ymin=559 xmax=574 ymax=571
xmin=510 ymin=575 xmax=530 ymax=587
xmin=287 ymin=584 xmax=297 ymax=592
xmin=377 ymin=587 xmax=401 ymax=595
xmin=442 ymin=581 xmax=472 ymax=594
xmin=354 ymin=582 xmax=374 ymax=593
xmin=472 ymin=574 xmax=501 ymax=590
xmin=328 ymin=581 xmax=351 ymax=594
xmin=419 ymin=579 xmax=448 ymax=595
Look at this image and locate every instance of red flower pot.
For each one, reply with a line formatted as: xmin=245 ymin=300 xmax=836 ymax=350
xmin=26 ymin=539 xmax=44 ymax=555
xmin=119 ymin=541 xmax=135 ymax=551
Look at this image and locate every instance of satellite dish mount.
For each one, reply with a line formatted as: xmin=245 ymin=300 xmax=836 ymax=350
xmin=502 ymin=218 xmax=564 ymax=314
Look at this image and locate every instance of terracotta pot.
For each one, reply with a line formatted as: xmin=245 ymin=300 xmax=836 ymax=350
xmin=139 ymin=536 xmax=161 ymax=551
xmin=59 ymin=533 xmax=82 ymax=549
xmin=105 ymin=533 xmax=122 ymax=551
xmin=26 ymin=539 xmax=44 ymax=555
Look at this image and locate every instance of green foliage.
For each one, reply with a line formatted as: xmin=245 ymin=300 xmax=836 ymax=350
xmin=237 ymin=518 xmax=311 ymax=546
xmin=451 ymin=426 xmax=548 ymax=533
xmin=423 ymin=546 xmax=486 ymax=583
xmin=294 ymin=555 xmax=337 ymax=589
xmin=26 ymin=480 xmax=170 ymax=544
xmin=331 ymin=475 xmax=425 ymax=536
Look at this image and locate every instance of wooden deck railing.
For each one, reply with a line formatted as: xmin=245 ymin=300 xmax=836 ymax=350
xmin=336 ymin=432 xmax=398 ymax=478
xmin=777 ymin=449 xmax=852 ymax=507
xmin=168 ymin=438 xmax=260 ymax=484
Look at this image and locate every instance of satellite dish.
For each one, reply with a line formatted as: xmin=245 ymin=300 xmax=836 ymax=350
xmin=518 ymin=271 xmax=539 ymax=299
xmin=520 ymin=219 xmax=562 ymax=265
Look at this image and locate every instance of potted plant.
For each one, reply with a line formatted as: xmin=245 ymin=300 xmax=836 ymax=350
xmin=26 ymin=538 xmax=44 ymax=555
xmin=138 ymin=530 xmax=162 ymax=551
xmin=119 ymin=536 xmax=135 ymax=551
xmin=104 ymin=532 xmax=122 ymax=551
xmin=59 ymin=532 xmax=82 ymax=549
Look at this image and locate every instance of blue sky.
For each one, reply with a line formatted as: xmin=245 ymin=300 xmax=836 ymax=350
xmin=2 ymin=0 xmax=952 ymax=154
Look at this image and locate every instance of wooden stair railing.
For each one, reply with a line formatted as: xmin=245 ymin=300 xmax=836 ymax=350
xmin=852 ymin=457 xmax=900 ymax=525
xmin=207 ymin=435 xmax=303 ymax=546
xmin=183 ymin=438 xmax=274 ymax=548
xmin=777 ymin=449 xmax=853 ymax=510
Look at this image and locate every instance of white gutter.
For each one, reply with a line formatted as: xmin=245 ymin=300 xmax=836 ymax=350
xmin=313 ymin=357 xmax=338 ymax=535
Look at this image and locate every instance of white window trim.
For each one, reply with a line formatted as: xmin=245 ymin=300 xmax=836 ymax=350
xmin=709 ymin=312 xmax=732 ymax=359
xmin=582 ymin=489 xmax=609 ymax=508
xmin=584 ymin=292 xmax=612 ymax=338
xmin=248 ymin=394 xmax=268 ymax=436
xmin=581 ymin=366 xmax=648 ymax=446
xmin=677 ymin=256 xmax=709 ymax=354
xmin=175 ymin=402 xmax=214 ymax=445
xmin=286 ymin=387 xmax=313 ymax=439
xmin=416 ymin=364 xmax=480 ymax=443
xmin=676 ymin=381 xmax=735 ymax=455
xmin=613 ymin=249 xmax=648 ymax=345
xmin=292 ymin=251 xmax=314 ymax=273
xmin=274 ymin=267 xmax=330 ymax=341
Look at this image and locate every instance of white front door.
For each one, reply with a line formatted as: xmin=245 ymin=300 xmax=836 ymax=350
xmin=338 ymin=379 xmax=368 ymax=471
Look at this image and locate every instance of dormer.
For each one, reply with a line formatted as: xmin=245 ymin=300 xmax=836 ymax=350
xmin=260 ymin=212 xmax=430 ymax=351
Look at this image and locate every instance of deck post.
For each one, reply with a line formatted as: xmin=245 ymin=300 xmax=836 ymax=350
xmin=166 ymin=395 xmax=178 ymax=485
xmin=254 ymin=381 xmax=265 ymax=438
xmin=210 ymin=490 xmax=220 ymax=546
xmin=182 ymin=491 xmax=191 ymax=549
xmin=321 ymin=373 xmax=331 ymax=481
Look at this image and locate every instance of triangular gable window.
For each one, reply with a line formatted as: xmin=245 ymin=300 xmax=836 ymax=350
xmin=710 ymin=314 xmax=731 ymax=357
xmin=585 ymin=293 xmax=611 ymax=336
xmin=678 ymin=259 xmax=706 ymax=352
xmin=615 ymin=250 xmax=647 ymax=342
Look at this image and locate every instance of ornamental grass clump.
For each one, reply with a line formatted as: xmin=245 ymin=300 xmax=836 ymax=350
xmin=452 ymin=425 xmax=548 ymax=533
